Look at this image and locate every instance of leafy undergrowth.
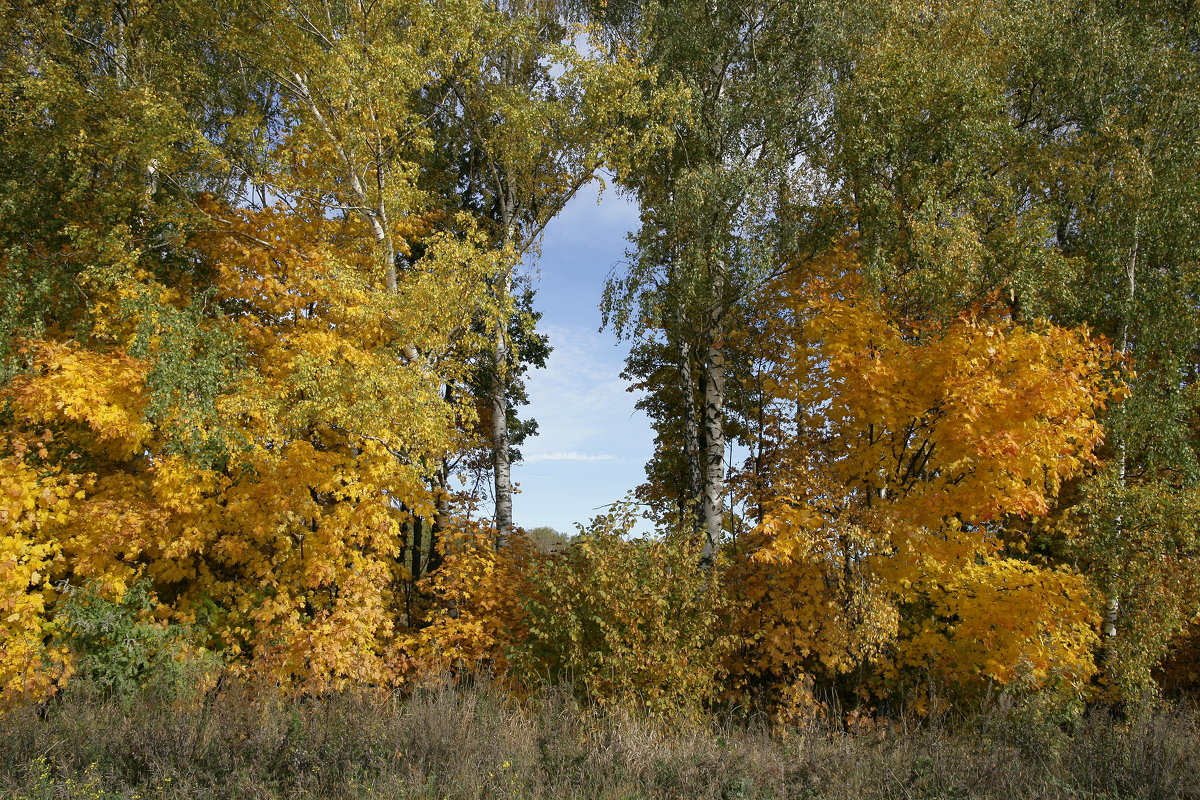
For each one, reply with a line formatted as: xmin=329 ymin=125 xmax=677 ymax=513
xmin=1 ymin=683 xmax=1198 ymax=800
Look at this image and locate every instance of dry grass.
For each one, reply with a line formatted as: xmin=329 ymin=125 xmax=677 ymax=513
xmin=1 ymin=682 xmax=1198 ymax=799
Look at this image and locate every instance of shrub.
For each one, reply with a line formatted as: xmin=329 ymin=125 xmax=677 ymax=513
xmin=54 ymin=579 xmax=220 ymax=702
xmin=510 ymin=505 xmax=731 ymax=713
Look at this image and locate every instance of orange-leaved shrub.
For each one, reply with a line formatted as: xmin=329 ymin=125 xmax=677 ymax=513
xmin=725 ymin=245 xmax=1122 ymax=714
xmin=404 ymin=517 xmax=543 ymax=683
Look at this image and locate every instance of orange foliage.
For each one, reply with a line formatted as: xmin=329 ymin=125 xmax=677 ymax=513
xmin=405 ymin=517 xmax=541 ymax=683
xmin=727 ymin=245 xmax=1123 ymax=709
xmin=0 ymin=203 xmax=495 ymax=700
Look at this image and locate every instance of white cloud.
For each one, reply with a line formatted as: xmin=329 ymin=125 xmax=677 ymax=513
xmin=514 ymin=322 xmax=653 ymax=532
xmin=522 ymin=323 xmax=643 ymax=456
xmin=524 ymin=451 xmax=617 ymax=463
xmin=508 ymin=183 xmax=653 ymax=534
xmin=541 ymin=180 xmax=640 ymax=249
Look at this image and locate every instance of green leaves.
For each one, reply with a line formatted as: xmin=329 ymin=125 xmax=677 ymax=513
xmin=54 ymin=580 xmax=219 ymax=702
xmin=511 ymin=505 xmax=731 ymax=712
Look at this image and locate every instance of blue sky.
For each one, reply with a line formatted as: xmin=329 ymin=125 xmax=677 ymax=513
xmin=511 ymin=181 xmax=655 ymax=535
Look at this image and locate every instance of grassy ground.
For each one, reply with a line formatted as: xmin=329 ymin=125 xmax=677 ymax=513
xmin=1 ymin=683 xmax=1197 ymax=799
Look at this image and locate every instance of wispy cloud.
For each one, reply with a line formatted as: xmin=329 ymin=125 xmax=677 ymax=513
xmin=524 ymin=451 xmax=617 ymax=463
xmin=521 ymin=323 xmax=642 ymax=455
xmin=536 ymin=180 xmax=639 ymax=252
xmin=510 ymin=184 xmax=652 ymax=534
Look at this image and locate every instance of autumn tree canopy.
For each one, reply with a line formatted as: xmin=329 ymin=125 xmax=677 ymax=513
xmin=3 ymin=0 xmax=1200 ymax=715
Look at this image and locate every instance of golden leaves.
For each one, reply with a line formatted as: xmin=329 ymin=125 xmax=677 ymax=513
xmin=0 ymin=451 xmax=77 ymax=705
xmin=728 ymin=246 xmax=1121 ymax=706
xmin=7 ymin=342 xmax=151 ymax=459
xmin=0 ymin=182 xmax=504 ymax=702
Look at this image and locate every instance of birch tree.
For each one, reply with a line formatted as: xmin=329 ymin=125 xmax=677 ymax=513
xmin=424 ymin=0 xmax=646 ymax=543
xmin=821 ymin=0 xmax=1200 ymax=698
xmin=602 ymin=0 xmax=821 ymax=559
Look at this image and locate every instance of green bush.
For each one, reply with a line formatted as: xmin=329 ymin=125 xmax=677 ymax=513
xmin=54 ymin=580 xmax=220 ymax=702
xmin=510 ymin=506 xmax=731 ymax=713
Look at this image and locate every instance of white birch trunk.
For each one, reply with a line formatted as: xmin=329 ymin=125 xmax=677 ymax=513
xmin=1104 ymin=218 xmax=1138 ymax=651
xmin=699 ymin=332 xmax=726 ymax=563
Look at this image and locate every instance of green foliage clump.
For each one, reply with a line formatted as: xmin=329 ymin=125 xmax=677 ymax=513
xmin=1076 ymin=471 xmax=1200 ymax=703
xmin=123 ymin=288 xmax=245 ymax=469
xmin=54 ymin=580 xmax=219 ymax=702
xmin=511 ymin=505 xmax=731 ymax=713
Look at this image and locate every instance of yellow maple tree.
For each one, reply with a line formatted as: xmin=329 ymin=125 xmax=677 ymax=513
xmin=726 ymin=244 xmax=1124 ymax=711
xmin=0 ymin=200 xmax=499 ymax=700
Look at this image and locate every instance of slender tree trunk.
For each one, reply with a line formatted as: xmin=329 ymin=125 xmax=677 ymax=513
xmin=428 ymin=458 xmax=450 ymax=576
xmin=491 ymin=260 xmax=515 ymax=547
xmin=700 ymin=326 xmax=727 ymax=563
xmin=410 ymin=516 xmax=425 ymax=583
xmin=753 ymin=370 xmax=766 ymax=527
xmin=491 ymin=340 xmax=514 ymax=544
xmin=113 ymin=2 xmax=160 ymax=208
xmin=113 ymin=1 xmax=129 ymax=86
xmin=1104 ymin=218 xmax=1139 ymax=656
xmin=423 ymin=382 xmax=456 ymax=579
xmin=376 ymin=217 xmax=396 ymax=292
xmin=678 ymin=335 xmax=704 ymax=527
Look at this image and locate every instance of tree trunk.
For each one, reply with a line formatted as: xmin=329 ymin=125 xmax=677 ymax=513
xmin=699 ymin=332 xmax=727 ymax=563
xmin=492 ymin=266 xmax=514 ymax=547
xmin=410 ymin=516 xmax=425 ymax=583
xmin=428 ymin=459 xmax=450 ymax=576
xmin=1103 ymin=218 xmax=1139 ymax=658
